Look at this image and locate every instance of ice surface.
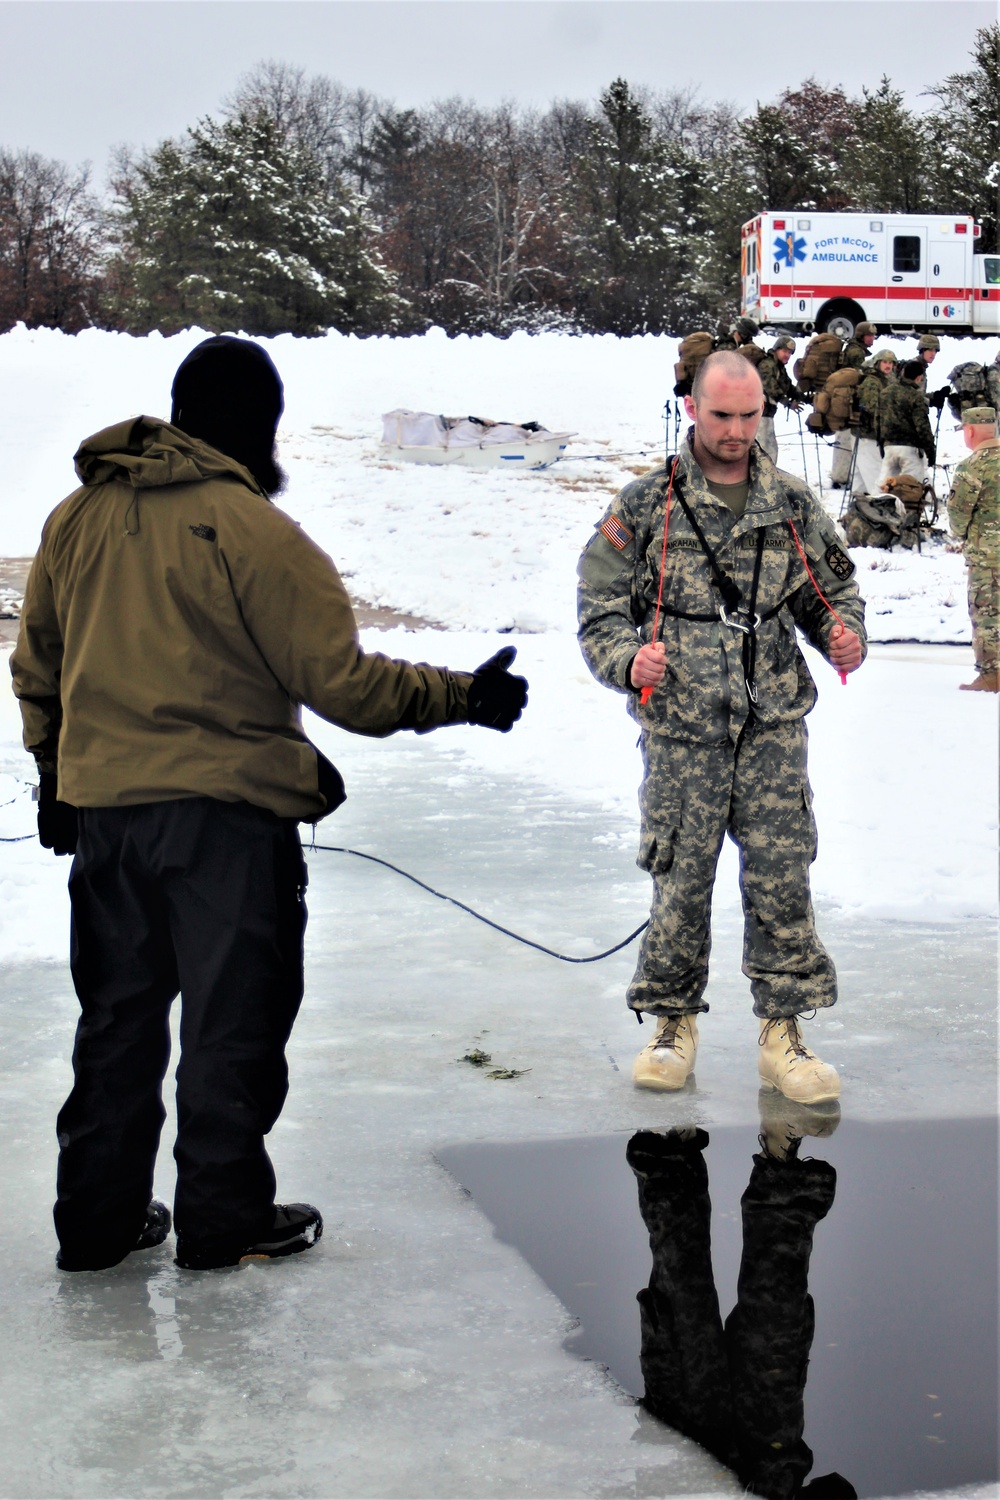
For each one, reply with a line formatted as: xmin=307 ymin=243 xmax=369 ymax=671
xmin=0 ymin=725 xmax=996 ymax=1498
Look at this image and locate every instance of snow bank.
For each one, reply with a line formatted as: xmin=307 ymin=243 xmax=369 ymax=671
xmin=1 ymin=323 xmax=995 ymax=638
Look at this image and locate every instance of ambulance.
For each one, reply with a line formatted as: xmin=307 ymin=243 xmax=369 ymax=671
xmin=741 ymin=211 xmax=1000 ymax=338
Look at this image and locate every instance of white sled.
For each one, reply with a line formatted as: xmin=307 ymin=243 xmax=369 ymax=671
xmin=380 ymin=409 xmax=574 ymax=470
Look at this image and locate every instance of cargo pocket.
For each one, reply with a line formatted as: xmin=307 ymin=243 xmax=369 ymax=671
xmin=637 ymin=819 xmax=681 ymax=874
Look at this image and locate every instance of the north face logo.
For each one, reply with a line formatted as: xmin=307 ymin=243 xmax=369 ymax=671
xmin=189 ymin=524 xmax=217 ymax=542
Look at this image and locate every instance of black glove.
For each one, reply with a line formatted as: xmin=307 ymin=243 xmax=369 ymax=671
xmin=927 ymin=386 xmax=950 ymax=410
xmin=466 ymin=646 xmax=528 ymax=732
xmin=37 ymin=771 xmax=78 ymax=855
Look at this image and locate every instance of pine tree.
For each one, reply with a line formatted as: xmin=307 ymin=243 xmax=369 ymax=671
xmin=923 ymin=24 xmax=1000 ymax=250
xmin=570 ymin=79 xmax=687 ymax=333
xmin=846 ymin=79 xmax=928 ymax=213
xmin=106 ymin=111 xmax=405 ymax=335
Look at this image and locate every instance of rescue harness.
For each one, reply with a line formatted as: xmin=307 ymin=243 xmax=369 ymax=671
xmin=640 ymin=456 xmax=849 ymax=705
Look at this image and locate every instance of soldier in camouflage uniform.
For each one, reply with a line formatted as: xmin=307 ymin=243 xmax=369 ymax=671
xmin=578 ymin=352 xmax=866 ymax=1102
xmin=830 ymin=323 xmax=877 ymax=486
xmin=853 ymin=349 xmax=897 ymax=496
xmin=840 ymin=321 xmax=877 ymax=371
xmin=916 ymin=332 xmax=940 ymax=369
xmin=988 ymin=353 xmax=1000 ymax=417
xmin=717 ymin=316 xmax=759 ymax=353
xmin=757 ymin=336 xmax=805 ymax=464
xmin=947 ymin=406 xmax=1000 ymax=693
xmin=878 ymin=359 xmax=936 ymax=484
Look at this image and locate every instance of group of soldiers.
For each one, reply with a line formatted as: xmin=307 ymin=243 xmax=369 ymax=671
xmin=681 ymin=316 xmax=998 ymax=692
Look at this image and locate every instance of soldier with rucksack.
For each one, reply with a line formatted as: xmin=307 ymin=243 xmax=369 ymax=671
xmin=674 ymin=331 xmax=717 ymax=398
xmin=841 ymin=322 xmax=877 ymax=370
xmin=854 ymin=349 xmax=897 ymax=495
xmin=674 ymin=319 xmax=761 ymax=398
xmin=878 ymin=359 xmax=936 ymax=484
xmin=757 ymin=335 xmax=805 ymax=462
xmin=718 ymin=316 xmax=759 ymax=353
xmin=831 ymin=323 xmax=875 ymax=484
xmin=946 ymin=356 xmax=1000 ymax=423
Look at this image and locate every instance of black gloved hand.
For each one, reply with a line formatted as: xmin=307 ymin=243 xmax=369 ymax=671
xmin=466 ymin=646 xmax=528 ymax=732
xmin=37 ymin=771 xmax=78 ymax=856
xmin=927 ymin=386 xmax=950 ymax=410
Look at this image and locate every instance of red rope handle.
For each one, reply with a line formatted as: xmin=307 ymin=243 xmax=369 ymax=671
xmin=787 ymin=518 xmax=849 ymax=684
xmin=640 ymin=457 xmax=679 ymax=705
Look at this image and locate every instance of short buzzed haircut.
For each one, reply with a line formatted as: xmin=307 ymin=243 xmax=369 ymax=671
xmin=900 ymin=359 xmax=925 ymax=382
xmin=691 ymin=349 xmax=764 ymax=404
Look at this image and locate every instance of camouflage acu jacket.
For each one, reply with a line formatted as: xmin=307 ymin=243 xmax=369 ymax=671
xmin=759 ymin=354 xmax=803 ymax=418
xmin=841 ymin=339 xmax=869 ymax=370
xmin=857 ymin=367 xmax=892 ymax=441
xmin=577 ymin=434 xmax=867 ymax=743
xmin=878 ymin=378 xmax=936 ymax=460
xmin=947 ymin=438 xmax=1000 ymax=565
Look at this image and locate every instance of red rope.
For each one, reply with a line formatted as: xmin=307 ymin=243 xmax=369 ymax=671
xmin=640 ymin=457 xmax=679 ymax=706
xmin=786 ymin=518 xmax=849 ymax=684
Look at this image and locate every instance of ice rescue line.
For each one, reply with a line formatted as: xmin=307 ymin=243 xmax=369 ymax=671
xmin=741 ymin=211 xmax=999 ymax=339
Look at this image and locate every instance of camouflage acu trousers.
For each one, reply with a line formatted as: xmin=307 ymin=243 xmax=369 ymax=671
xmin=628 ymin=717 xmax=837 ymax=1019
xmin=968 ymin=559 xmax=999 ymax=671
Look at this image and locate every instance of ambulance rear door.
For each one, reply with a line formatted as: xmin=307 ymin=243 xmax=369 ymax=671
xmin=886 ymin=225 xmax=928 ymax=324
xmin=927 ymin=227 xmax=973 ymax=328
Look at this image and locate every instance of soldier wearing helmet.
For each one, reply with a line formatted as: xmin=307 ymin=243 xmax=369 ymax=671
xmin=841 ymin=322 xmax=878 ymax=371
xmin=828 ymin=323 xmax=880 ymax=486
xmin=853 ymin=349 xmax=898 ymax=495
xmin=917 ymin=333 xmax=940 ymax=367
xmin=719 ymin=316 xmax=760 ymax=351
xmin=757 ymin=335 xmax=806 ymax=463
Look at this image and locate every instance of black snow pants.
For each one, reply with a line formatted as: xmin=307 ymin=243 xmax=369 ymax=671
xmin=55 ymin=798 xmax=307 ymax=1267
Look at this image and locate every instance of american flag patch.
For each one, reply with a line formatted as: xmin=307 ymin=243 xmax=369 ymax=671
xmin=601 ymin=515 xmax=634 ymax=551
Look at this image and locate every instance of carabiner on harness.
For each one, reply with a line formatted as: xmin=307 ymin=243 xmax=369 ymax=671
xmin=718 ymin=603 xmax=762 ymax=636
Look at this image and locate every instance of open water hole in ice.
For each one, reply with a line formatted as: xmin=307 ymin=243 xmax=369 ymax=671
xmin=437 ymin=1118 xmax=999 ymax=1498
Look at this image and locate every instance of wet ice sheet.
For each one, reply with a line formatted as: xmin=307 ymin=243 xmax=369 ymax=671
xmin=438 ymin=1120 xmax=999 ymax=1497
xmin=0 ymin=731 xmax=996 ymax=1498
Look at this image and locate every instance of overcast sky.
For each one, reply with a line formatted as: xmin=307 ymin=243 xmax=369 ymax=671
xmin=1 ymin=0 xmax=992 ymax=180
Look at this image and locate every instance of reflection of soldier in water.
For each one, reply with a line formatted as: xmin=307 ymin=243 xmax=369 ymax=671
xmin=627 ymin=1109 xmax=856 ymax=1499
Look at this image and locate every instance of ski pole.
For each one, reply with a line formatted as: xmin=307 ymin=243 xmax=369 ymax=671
xmin=841 ymin=430 xmax=860 ymax=515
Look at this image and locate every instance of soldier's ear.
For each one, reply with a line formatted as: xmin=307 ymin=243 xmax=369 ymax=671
xmin=683 ymin=394 xmax=697 ymax=422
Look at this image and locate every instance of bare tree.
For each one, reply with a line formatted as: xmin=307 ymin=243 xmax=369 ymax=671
xmin=0 ymin=149 xmax=104 ymax=331
xmin=225 ymin=59 xmax=349 ymax=183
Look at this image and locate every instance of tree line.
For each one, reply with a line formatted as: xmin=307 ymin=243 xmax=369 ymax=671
xmin=1 ymin=25 xmax=996 ymax=339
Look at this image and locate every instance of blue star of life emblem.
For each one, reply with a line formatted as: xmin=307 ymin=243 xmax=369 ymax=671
xmin=774 ymin=232 xmax=807 ymax=266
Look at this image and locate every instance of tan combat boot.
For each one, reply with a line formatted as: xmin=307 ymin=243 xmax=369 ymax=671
xmin=959 ymin=669 xmax=999 ymax=692
xmin=632 ymin=1013 xmax=698 ymax=1091
xmin=757 ymin=1016 xmax=840 ymax=1104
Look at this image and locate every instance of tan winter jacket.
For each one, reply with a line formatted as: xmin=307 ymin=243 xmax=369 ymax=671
xmin=11 ymin=417 xmax=473 ymax=819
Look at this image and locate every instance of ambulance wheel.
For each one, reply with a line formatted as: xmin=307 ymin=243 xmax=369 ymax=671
xmin=817 ymin=301 xmax=865 ymax=340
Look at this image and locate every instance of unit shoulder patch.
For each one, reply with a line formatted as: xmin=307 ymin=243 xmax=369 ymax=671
xmin=824 ymin=541 xmax=854 ymax=580
xmin=600 ymin=515 xmax=634 ymax=551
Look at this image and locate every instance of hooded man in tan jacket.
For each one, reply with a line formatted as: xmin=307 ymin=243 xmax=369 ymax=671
xmin=11 ymin=335 xmax=527 ymax=1272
